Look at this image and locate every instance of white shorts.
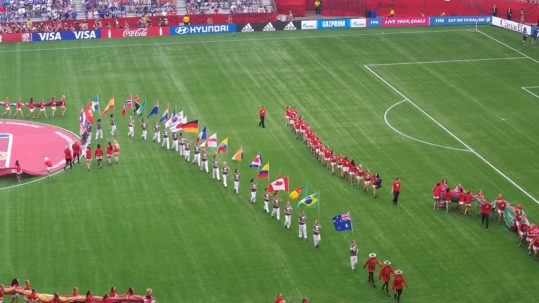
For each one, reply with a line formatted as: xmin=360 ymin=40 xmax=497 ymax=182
xmin=324 ymin=157 xmax=330 ymax=161
xmin=29 ymin=108 xmax=35 ymax=112
xmin=51 ymin=106 xmax=56 ymax=110
xmin=337 ymin=165 xmax=342 ymax=169
xmin=433 ymin=196 xmax=439 ymax=200
xmin=40 ymin=108 xmax=45 ymax=112
xmin=364 ymin=181 xmax=371 ymax=186
xmin=357 ymin=175 xmax=364 ymax=180
xmin=458 ymin=202 xmax=464 ymax=205
xmin=527 ymin=237 xmax=534 ymax=242
xmin=497 ymin=210 xmax=503 ymax=215
xmin=47 ymin=167 xmax=51 ymax=172
xmin=342 ymin=167 xmax=349 ymax=172
xmin=519 ymin=231 xmax=526 ymax=237
xmin=534 ymin=246 xmax=539 ymax=252
xmin=349 ymin=172 xmax=355 ymax=176
xmin=4 ymin=107 xmax=10 ymax=111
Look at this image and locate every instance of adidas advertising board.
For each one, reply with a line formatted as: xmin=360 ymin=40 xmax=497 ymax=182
xmin=236 ymin=22 xmax=301 ymax=32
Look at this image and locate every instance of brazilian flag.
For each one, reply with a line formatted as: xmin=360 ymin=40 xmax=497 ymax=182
xmin=297 ymin=193 xmax=320 ymax=209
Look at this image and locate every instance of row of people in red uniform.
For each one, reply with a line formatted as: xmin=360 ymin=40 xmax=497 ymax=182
xmin=1 ymin=96 xmax=67 ymax=119
xmin=284 ymin=106 xmax=393 ymax=200
xmin=362 ymin=253 xmax=408 ymax=302
xmin=0 ymin=278 xmax=155 ymax=303
xmin=432 ymin=179 xmax=539 ymax=260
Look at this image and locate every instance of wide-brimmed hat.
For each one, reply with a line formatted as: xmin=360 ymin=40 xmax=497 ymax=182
xmin=383 ymin=260 xmax=391 ymax=266
xmin=395 ymin=270 xmax=403 ymax=275
xmin=369 ymin=253 xmax=376 ymax=258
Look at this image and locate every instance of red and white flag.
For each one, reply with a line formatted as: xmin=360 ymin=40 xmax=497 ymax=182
xmin=268 ymin=177 xmax=289 ymax=192
xmin=200 ymin=133 xmax=217 ymax=148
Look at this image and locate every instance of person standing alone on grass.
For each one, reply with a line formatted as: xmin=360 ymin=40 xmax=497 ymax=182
xmin=523 ymin=28 xmax=528 ymax=46
xmin=258 ymin=106 xmax=266 ymax=128
xmin=222 ymin=161 xmax=228 ymax=188
xmin=480 ymin=199 xmax=492 ymax=229
xmin=233 ymin=168 xmax=240 ymax=194
xmin=44 ymin=157 xmax=52 ymax=180
xmin=392 ymin=177 xmax=401 ymax=206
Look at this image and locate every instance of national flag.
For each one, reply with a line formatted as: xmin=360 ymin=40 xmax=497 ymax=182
xmin=200 ymin=133 xmax=217 ymax=148
xmin=268 ymin=177 xmax=289 ymax=192
xmin=249 ymin=154 xmax=262 ymax=168
xmin=134 ymin=95 xmax=140 ymax=111
xmin=332 ymin=212 xmax=353 ymax=231
xmin=135 ymin=98 xmax=146 ymax=116
xmin=231 ymin=146 xmax=244 ymax=161
xmin=121 ymin=95 xmax=133 ymax=117
xmin=196 ymin=126 xmax=207 ymax=145
xmin=159 ymin=106 xmax=169 ymax=123
xmin=90 ymin=96 xmax=100 ymax=112
xmin=85 ymin=102 xmax=94 ymax=124
xmin=165 ymin=111 xmax=181 ymax=129
xmin=289 ymin=185 xmax=305 ymax=200
xmin=101 ymin=95 xmax=115 ymax=115
xmin=217 ymin=137 xmax=228 ymax=153
xmin=79 ymin=107 xmax=91 ymax=135
xmin=146 ymin=101 xmax=159 ymax=118
xmin=297 ymin=193 xmax=320 ymax=208
xmin=257 ymin=162 xmax=270 ymax=178
xmin=178 ymin=120 xmax=198 ymax=133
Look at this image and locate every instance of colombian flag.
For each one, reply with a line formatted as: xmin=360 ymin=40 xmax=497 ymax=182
xmin=297 ymin=193 xmax=320 ymax=208
xmin=217 ymin=137 xmax=229 ymax=153
xmin=257 ymin=162 xmax=270 ymax=178
xmin=182 ymin=120 xmax=199 ymax=133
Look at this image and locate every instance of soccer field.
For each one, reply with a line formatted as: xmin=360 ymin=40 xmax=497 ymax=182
xmin=1 ymin=25 xmax=539 ymax=302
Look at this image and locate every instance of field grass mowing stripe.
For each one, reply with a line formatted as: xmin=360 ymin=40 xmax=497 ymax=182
xmin=383 ymin=100 xmax=470 ymax=152
xmin=364 ymin=64 xmax=539 ymax=205
xmin=0 ymin=28 xmax=472 ymax=54
xmin=477 ymin=29 xmax=539 ymax=64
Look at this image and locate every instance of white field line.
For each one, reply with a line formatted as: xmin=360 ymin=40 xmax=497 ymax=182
xmin=364 ymin=64 xmax=539 ymax=205
xmin=383 ymin=100 xmax=470 ymax=152
xmin=476 ymin=29 xmax=539 ymax=64
xmin=522 ymin=86 xmax=539 ymax=99
xmin=367 ymin=56 xmax=526 ymax=67
xmin=0 ymin=28 xmax=471 ymax=53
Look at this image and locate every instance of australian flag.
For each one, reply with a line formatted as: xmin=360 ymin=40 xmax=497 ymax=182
xmin=332 ymin=212 xmax=353 ymax=232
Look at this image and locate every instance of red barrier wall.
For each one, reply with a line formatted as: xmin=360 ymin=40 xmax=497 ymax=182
xmin=275 ymin=0 xmax=307 ymax=17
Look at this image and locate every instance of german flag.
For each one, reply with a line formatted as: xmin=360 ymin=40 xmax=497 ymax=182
xmin=182 ymin=120 xmax=199 ymax=133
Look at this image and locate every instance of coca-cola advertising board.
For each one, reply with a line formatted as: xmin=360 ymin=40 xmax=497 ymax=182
xmin=105 ymin=27 xmax=169 ymax=39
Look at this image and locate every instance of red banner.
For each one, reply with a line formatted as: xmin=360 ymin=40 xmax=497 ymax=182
xmin=0 ymin=33 xmax=30 ymax=43
xmin=105 ymin=27 xmax=170 ymax=39
xmin=381 ymin=17 xmax=429 ymax=27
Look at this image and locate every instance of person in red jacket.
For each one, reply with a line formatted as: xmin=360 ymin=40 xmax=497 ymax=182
xmin=392 ymin=269 xmax=408 ymax=303
xmin=363 ymin=253 xmax=382 ymax=287
xmin=44 ymin=157 xmax=52 ymax=180
xmin=432 ymin=182 xmax=441 ymax=209
xmin=274 ymin=292 xmax=285 ymax=303
xmin=95 ymin=144 xmax=104 ymax=169
xmin=37 ymin=98 xmax=47 ymax=119
xmin=106 ymin=142 xmax=113 ymax=166
xmin=60 ymin=95 xmax=66 ymax=117
xmin=258 ymin=106 xmax=266 ymax=128
xmin=84 ymin=290 xmax=93 ymax=303
xmin=480 ymin=200 xmax=492 ymax=230
xmin=528 ymin=236 xmax=539 ymax=261
xmin=72 ymin=141 xmax=81 ymax=163
xmin=494 ymin=194 xmax=507 ymax=224
xmin=378 ymin=260 xmax=394 ymax=297
xmin=15 ymin=160 xmax=22 ymax=183
xmin=85 ymin=146 xmax=93 ymax=171
xmin=50 ymin=96 xmax=57 ymax=118
xmin=463 ymin=191 xmax=473 ymax=216
xmin=26 ymin=97 xmax=36 ymax=118
xmin=392 ymin=177 xmax=401 ymax=206
xmin=64 ymin=146 xmax=73 ymax=170
xmin=27 ymin=289 xmax=38 ymax=303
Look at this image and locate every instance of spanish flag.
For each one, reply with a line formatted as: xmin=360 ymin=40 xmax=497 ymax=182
xmin=231 ymin=146 xmax=244 ymax=161
xmin=297 ymin=193 xmax=320 ymax=208
xmin=101 ymin=95 xmax=115 ymax=115
xmin=256 ymin=162 xmax=270 ymax=178
xmin=182 ymin=120 xmax=199 ymax=133
xmin=217 ymin=137 xmax=229 ymax=153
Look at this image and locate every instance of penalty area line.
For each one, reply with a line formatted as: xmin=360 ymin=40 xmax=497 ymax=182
xmin=364 ymin=64 xmax=539 ymax=205
xmin=521 ymin=86 xmax=539 ymax=99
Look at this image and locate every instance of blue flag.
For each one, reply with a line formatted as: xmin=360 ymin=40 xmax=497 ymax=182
xmin=159 ymin=107 xmax=169 ymax=123
xmin=332 ymin=212 xmax=352 ymax=232
xmin=146 ymin=101 xmax=159 ymax=118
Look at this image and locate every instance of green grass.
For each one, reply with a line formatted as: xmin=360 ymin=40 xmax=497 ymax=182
xmin=1 ymin=25 xmax=539 ymax=302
